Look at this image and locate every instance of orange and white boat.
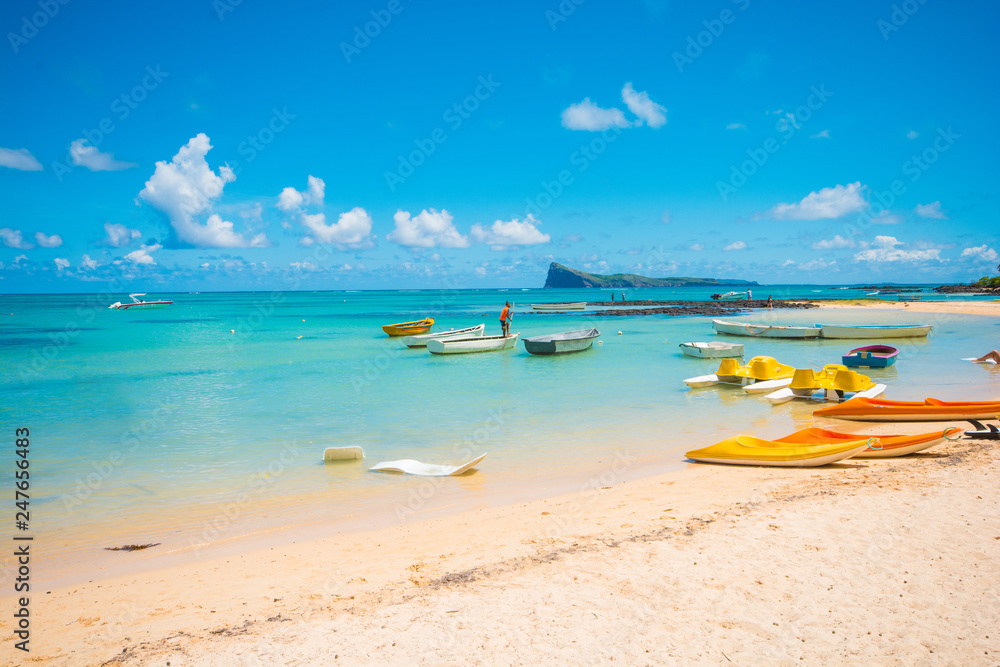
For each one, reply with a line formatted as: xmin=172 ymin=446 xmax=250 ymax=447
xmin=772 ymin=427 xmax=957 ymax=458
xmin=814 ymin=396 xmax=1000 ymax=421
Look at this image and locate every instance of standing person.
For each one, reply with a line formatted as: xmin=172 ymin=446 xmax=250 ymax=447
xmin=621 ymin=292 xmax=626 ymax=302
xmin=767 ymin=295 xmax=773 ymax=310
xmin=499 ymin=301 xmax=511 ymax=337
xmin=747 ymin=288 xmax=752 ymax=301
xmin=610 ymin=293 xmax=614 ymax=303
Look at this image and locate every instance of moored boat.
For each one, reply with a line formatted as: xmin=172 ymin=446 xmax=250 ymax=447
xmin=842 ymin=344 xmax=898 ymax=367
xmin=817 ymin=323 xmax=932 ymax=338
xmin=382 ymin=318 xmax=434 ymax=337
xmin=685 ymin=435 xmax=870 ymax=467
xmin=814 ymin=396 xmax=1000 ymax=421
xmin=713 ymin=319 xmax=821 ymax=339
xmin=764 ymin=365 xmax=884 ymax=404
xmin=685 ymin=355 xmax=794 ymax=389
xmin=108 ymin=293 xmax=173 ymax=310
xmin=772 ymin=427 xmax=956 ymax=458
xmin=523 ymin=328 xmax=600 ymax=355
xmin=679 ymin=341 xmax=744 ymax=358
xmin=401 ymin=324 xmax=485 ymax=348
xmin=710 ymin=291 xmax=744 ymax=301
xmin=427 ymin=333 xmax=519 ymax=355
xmin=530 ymin=302 xmax=587 ymax=311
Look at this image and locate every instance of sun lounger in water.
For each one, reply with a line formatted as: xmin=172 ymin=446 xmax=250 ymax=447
xmin=370 ymin=453 xmax=487 ymax=476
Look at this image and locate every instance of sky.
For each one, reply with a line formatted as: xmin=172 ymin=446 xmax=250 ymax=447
xmin=1 ymin=0 xmax=998 ymax=292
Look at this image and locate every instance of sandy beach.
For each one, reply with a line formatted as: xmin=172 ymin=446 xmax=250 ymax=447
xmin=4 ymin=301 xmax=1000 ymax=665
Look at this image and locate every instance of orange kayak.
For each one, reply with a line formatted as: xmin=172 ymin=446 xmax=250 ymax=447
xmin=772 ymin=427 xmax=957 ymax=458
xmin=814 ymin=396 xmax=1000 ymax=421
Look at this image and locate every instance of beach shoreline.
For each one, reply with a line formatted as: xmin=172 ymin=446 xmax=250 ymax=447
xmin=3 ymin=299 xmax=999 ymax=664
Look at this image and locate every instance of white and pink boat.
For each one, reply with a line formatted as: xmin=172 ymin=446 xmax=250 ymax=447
xmin=108 ymin=293 xmax=173 ymax=310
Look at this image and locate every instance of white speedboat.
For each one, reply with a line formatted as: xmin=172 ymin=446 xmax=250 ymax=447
xmin=401 ymin=324 xmax=485 ymax=348
xmin=817 ymin=323 xmax=932 ymax=339
xmin=108 ymin=293 xmax=173 ymax=310
xmin=679 ymin=341 xmax=745 ymax=358
xmin=427 ymin=333 xmax=519 ymax=355
xmin=523 ymin=328 xmax=600 ymax=355
xmin=713 ymin=319 xmax=821 ymax=339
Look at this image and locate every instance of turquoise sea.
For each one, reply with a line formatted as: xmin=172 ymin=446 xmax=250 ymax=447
xmin=2 ymin=286 xmax=999 ymax=585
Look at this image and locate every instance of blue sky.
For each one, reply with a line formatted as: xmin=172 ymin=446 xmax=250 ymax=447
xmin=1 ymin=0 xmax=998 ymax=292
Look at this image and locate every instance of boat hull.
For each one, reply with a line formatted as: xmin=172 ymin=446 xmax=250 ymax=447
xmin=427 ymin=333 xmax=519 ymax=354
xmin=679 ymin=341 xmax=745 ymax=358
xmin=713 ymin=319 xmax=821 ymax=338
xmin=523 ymin=328 xmax=600 ymax=355
xmin=382 ymin=318 xmax=435 ymax=337
xmin=530 ymin=302 xmax=586 ymax=311
xmin=814 ymin=397 xmax=1000 ymax=421
xmin=401 ymin=324 xmax=485 ymax=348
xmin=685 ymin=435 xmax=869 ymax=467
xmin=773 ymin=427 xmax=953 ymax=458
xmin=818 ymin=324 xmax=932 ymax=339
xmin=114 ymin=301 xmax=173 ymax=310
xmin=842 ymin=344 xmax=899 ymax=367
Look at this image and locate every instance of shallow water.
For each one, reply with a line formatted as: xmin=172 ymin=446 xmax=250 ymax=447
xmin=2 ymin=288 xmax=998 ymax=581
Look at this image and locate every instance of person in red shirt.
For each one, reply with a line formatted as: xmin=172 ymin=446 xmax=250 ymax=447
xmin=499 ymin=301 xmax=511 ymax=337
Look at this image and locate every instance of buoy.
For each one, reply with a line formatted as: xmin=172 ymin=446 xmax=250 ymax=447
xmin=296 ymin=336 xmax=303 ymax=339
xmin=597 ymin=341 xmax=603 ymax=345
xmin=230 ymin=329 xmax=235 ymax=333
xmin=302 ymin=319 xmax=305 ymax=322
xmin=618 ymin=331 xmax=623 ymax=336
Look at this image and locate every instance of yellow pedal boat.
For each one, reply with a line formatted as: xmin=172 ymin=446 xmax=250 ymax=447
xmin=790 ymin=364 xmax=874 ymax=396
xmin=685 ymin=435 xmax=869 ymax=467
xmin=716 ymin=355 xmax=796 ymax=383
xmin=382 ymin=318 xmax=434 ymax=337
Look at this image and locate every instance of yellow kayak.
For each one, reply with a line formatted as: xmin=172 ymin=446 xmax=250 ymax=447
xmin=382 ymin=318 xmax=434 ymax=337
xmin=685 ymin=435 xmax=870 ymax=467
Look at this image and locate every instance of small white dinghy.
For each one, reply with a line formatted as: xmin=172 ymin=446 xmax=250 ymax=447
xmin=370 ymin=453 xmax=487 ymax=476
xmin=427 ymin=333 xmax=519 ymax=355
xmin=401 ymin=324 xmax=485 ymax=348
xmin=679 ymin=341 xmax=745 ymax=358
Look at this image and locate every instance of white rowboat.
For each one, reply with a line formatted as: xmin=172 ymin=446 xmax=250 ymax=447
xmin=427 ymin=333 xmax=519 ymax=355
xmin=679 ymin=341 xmax=745 ymax=358
xmin=530 ymin=302 xmax=587 ymax=311
xmin=816 ymin=323 xmax=932 ymax=339
xmin=713 ymin=319 xmax=821 ymax=339
xmin=401 ymin=324 xmax=485 ymax=348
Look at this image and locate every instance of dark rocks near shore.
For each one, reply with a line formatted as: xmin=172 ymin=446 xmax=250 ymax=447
xmin=934 ymin=284 xmax=1000 ymax=294
xmin=580 ymin=299 xmax=818 ymax=317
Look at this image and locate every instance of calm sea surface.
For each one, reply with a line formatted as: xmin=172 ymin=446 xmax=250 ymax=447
xmin=2 ymin=286 xmax=998 ymax=582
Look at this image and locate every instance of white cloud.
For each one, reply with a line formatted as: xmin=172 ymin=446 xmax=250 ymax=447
xmin=811 ymin=235 xmax=854 ymax=250
xmin=906 ymin=130 xmax=919 ymax=140
xmin=388 ymin=209 xmax=469 ymax=248
xmin=0 ymin=228 xmax=34 ymax=249
xmin=81 ymin=254 xmax=98 ymax=270
xmin=726 ymin=122 xmax=746 ymax=130
xmin=300 ymin=207 xmax=374 ymax=248
xmin=139 ymin=133 xmax=267 ymax=248
xmin=854 ymin=236 xmax=942 ymax=263
xmin=960 ymin=245 xmax=998 ymax=262
xmin=766 ymin=182 xmax=867 ymax=220
xmin=470 ymin=214 xmax=550 ymax=248
xmin=307 ymin=175 xmax=325 ymax=206
xmin=781 ymin=259 xmax=795 ymax=267
xmin=54 ymin=258 xmax=70 ymax=271
xmin=34 ymin=232 xmax=63 ymax=248
xmin=914 ymin=201 xmax=947 ymax=219
xmin=621 ymin=83 xmax=666 ymax=128
xmin=122 ymin=243 xmax=161 ymax=265
xmin=0 ymin=147 xmax=43 ymax=171
xmin=689 ymin=243 xmax=703 ymax=251
xmin=872 ymin=210 xmax=904 ymax=225
xmin=810 ymin=130 xmax=830 ymax=139
xmin=799 ymin=258 xmax=836 ymax=271
xmin=723 ymin=240 xmax=747 ymax=251
xmin=103 ymin=222 xmax=142 ymax=247
xmin=561 ymin=98 xmax=632 ymax=131
xmin=277 ymin=187 xmax=304 ymax=211
xmin=69 ymin=139 xmax=137 ymax=171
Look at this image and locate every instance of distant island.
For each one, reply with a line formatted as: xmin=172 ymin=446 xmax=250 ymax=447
xmin=543 ymin=262 xmax=758 ymax=289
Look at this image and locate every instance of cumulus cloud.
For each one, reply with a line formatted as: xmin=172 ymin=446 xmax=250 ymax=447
xmin=872 ymin=210 xmax=904 ymax=225
xmin=470 ymin=214 xmax=550 ymax=249
xmin=781 ymin=259 xmax=796 ymax=267
xmin=561 ymin=99 xmax=632 ymax=131
xmin=103 ymin=222 xmax=142 ymax=247
xmin=70 ymin=139 xmax=137 ymax=171
xmin=300 ymin=207 xmax=374 ymax=248
xmin=690 ymin=243 xmax=703 ymax=251
xmin=139 ymin=133 xmax=267 ymax=248
xmin=0 ymin=147 xmax=43 ymax=171
xmin=723 ymin=240 xmax=747 ymax=251
xmin=906 ymin=130 xmax=919 ymax=140
xmin=914 ymin=201 xmax=947 ymax=219
xmin=277 ymin=175 xmax=326 ymax=211
xmin=726 ymin=122 xmax=746 ymax=130
xmin=388 ymin=209 xmax=469 ymax=248
xmin=766 ymin=182 xmax=867 ymax=220
xmin=621 ymin=83 xmax=666 ymax=128
xmin=122 ymin=243 xmax=162 ymax=265
xmin=799 ymin=258 xmax=836 ymax=271
xmin=854 ymin=236 xmax=942 ymax=263
xmin=277 ymin=187 xmax=304 ymax=212
xmin=307 ymin=175 xmax=325 ymax=205
xmin=960 ymin=245 xmax=998 ymax=262
xmin=0 ymin=228 xmax=34 ymax=249
xmin=81 ymin=254 xmax=99 ymax=270
xmin=34 ymin=232 xmax=63 ymax=248
xmin=54 ymin=258 xmax=70 ymax=271
xmin=811 ymin=235 xmax=854 ymax=250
